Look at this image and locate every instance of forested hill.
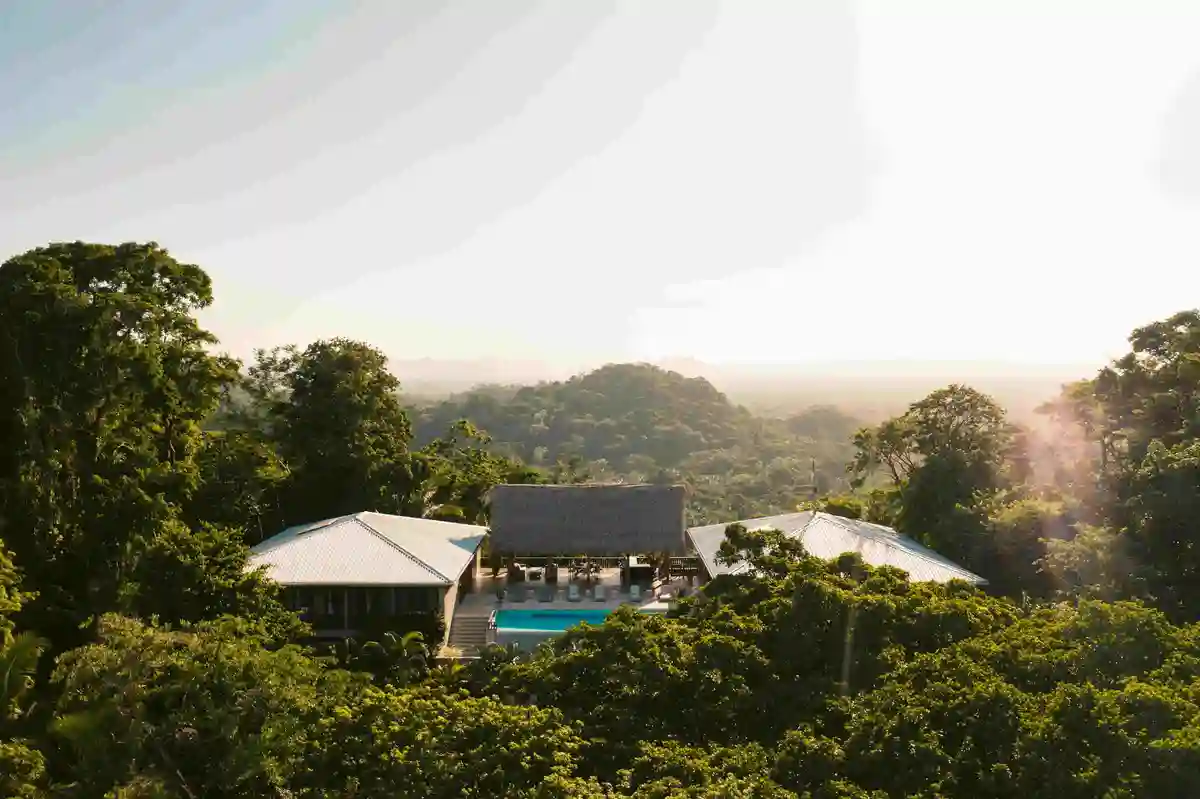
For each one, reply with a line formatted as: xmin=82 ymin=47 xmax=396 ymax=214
xmin=411 ymin=363 xmax=863 ymax=524
xmin=7 ymin=242 xmax=1200 ymax=795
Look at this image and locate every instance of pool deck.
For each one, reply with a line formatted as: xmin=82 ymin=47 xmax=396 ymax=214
xmin=456 ymin=569 xmax=689 ymax=619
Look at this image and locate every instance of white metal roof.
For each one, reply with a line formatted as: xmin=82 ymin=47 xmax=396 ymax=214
xmin=248 ymin=512 xmax=486 ymax=587
xmin=687 ymin=511 xmax=986 ymax=585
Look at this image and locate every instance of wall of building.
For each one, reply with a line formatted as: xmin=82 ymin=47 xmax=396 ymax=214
xmin=440 ymin=582 xmax=459 ymax=645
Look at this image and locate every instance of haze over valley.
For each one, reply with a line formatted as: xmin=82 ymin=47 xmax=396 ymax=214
xmin=4 ymin=3 xmax=1200 ymax=796
xmin=393 ymin=355 xmax=1092 ymax=421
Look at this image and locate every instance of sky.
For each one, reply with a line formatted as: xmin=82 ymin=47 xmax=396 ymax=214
xmin=3 ymin=1 xmax=1200 ymax=371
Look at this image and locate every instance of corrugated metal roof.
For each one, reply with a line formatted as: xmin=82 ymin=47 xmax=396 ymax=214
xmin=687 ymin=511 xmax=986 ymax=585
xmin=249 ymin=512 xmax=486 ymax=586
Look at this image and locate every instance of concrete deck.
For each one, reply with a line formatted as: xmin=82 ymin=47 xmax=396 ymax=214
xmin=455 ymin=568 xmax=692 ymax=618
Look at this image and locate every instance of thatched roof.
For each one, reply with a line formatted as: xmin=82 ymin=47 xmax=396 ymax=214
xmin=489 ymin=483 xmax=687 ymax=556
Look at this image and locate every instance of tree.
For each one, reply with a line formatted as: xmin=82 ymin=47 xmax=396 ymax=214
xmin=0 ymin=242 xmax=237 ymax=653
xmin=850 ymin=386 xmax=1017 ymax=581
xmin=183 ymin=428 xmax=290 ymax=545
xmin=0 ymin=541 xmax=45 ymax=798
xmin=254 ymin=339 xmax=416 ymax=525
xmin=344 ymin=630 xmax=430 ymax=687
xmin=50 ymin=614 xmax=358 ymax=797
xmin=294 ymin=685 xmax=601 ymax=798
xmin=120 ymin=518 xmax=304 ymax=642
xmin=1093 ymin=309 xmax=1200 ymax=460
xmin=1039 ymin=523 xmax=1138 ymax=601
xmin=620 ymin=741 xmax=797 ymax=798
xmin=850 ymin=386 xmax=1013 ymax=492
xmin=401 ymin=421 xmax=543 ymax=523
xmin=1122 ymin=440 xmax=1200 ymax=619
xmin=1039 ymin=310 xmax=1200 ymax=615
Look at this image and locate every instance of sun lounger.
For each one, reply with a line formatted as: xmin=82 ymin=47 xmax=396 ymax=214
xmin=537 ymin=586 xmax=553 ymax=602
xmin=511 ymin=584 xmax=528 ymax=603
xmin=567 ymin=583 xmax=582 ymax=602
xmin=592 ymin=585 xmax=606 ymax=602
xmin=629 ymin=584 xmax=642 ymax=602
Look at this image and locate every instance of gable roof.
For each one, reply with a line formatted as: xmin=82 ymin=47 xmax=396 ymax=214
xmin=489 ymin=483 xmax=687 ymax=556
xmin=687 ymin=511 xmax=986 ymax=585
xmin=248 ymin=512 xmax=486 ymax=587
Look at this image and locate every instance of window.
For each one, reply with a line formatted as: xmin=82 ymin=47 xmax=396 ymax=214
xmin=348 ymin=588 xmax=390 ymax=616
xmin=394 ymin=587 xmax=439 ymax=612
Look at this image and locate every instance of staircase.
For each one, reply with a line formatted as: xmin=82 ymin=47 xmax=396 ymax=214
xmin=445 ymin=614 xmax=490 ymax=657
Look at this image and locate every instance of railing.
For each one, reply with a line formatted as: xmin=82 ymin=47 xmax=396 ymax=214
xmin=498 ymin=555 xmax=701 ymax=571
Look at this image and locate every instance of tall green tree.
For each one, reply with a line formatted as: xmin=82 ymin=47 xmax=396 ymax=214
xmin=850 ymin=385 xmax=1017 ymax=578
xmin=1093 ymin=309 xmax=1200 ymax=460
xmin=183 ymin=428 xmax=290 ymax=545
xmin=253 ymin=339 xmax=416 ymax=525
xmin=1038 ymin=309 xmax=1200 ymax=614
xmin=0 ymin=242 xmax=236 ymax=652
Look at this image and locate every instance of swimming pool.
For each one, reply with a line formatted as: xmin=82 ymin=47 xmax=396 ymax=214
xmin=493 ymin=608 xmax=615 ymax=632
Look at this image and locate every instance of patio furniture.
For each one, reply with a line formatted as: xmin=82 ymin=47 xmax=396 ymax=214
xmin=537 ymin=586 xmax=554 ymax=602
xmin=629 ymin=584 xmax=642 ymax=602
xmin=567 ymin=583 xmax=582 ymax=602
xmin=592 ymin=585 xmax=607 ymax=602
xmin=512 ymin=585 xmax=529 ymax=603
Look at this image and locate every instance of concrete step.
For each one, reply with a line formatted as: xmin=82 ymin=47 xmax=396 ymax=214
xmin=449 ymin=629 xmax=487 ymax=639
xmin=449 ymin=621 xmax=488 ymax=632
xmin=448 ymin=616 xmax=490 ymax=648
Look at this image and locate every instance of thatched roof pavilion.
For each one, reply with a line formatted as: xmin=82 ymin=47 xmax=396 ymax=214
xmin=488 ymin=483 xmax=687 ymax=556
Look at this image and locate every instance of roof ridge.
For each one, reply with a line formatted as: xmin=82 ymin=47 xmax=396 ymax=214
xmin=292 ymin=513 xmax=358 ymax=537
xmin=813 ymin=512 xmax=980 ymax=579
xmin=250 ymin=513 xmax=355 ymax=556
xmin=352 ymin=516 xmax=451 ymax=583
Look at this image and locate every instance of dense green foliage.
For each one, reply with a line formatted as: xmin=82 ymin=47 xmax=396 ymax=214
xmin=413 ymin=364 xmax=863 ymax=524
xmin=1 ymin=241 xmax=1200 ymax=796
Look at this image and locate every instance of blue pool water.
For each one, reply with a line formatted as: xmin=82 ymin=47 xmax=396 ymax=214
xmin=494 ymin=608 xmax=615 ymax=632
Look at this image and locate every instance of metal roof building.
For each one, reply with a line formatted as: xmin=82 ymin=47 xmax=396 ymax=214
xmin=687 ymin=511 xmax=986 ymax=585
xmin=249 ymin=511 xmax=487 ymax=586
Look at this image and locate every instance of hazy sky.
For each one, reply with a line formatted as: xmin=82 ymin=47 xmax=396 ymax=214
xmin=3 ymin=1 xmax=1200 ymax=368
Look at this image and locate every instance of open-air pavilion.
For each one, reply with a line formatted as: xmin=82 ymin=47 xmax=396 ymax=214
xmin=448 ymin=483 xmax=697 ymax=652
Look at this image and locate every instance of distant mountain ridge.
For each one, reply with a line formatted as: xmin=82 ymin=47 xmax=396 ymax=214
xmin=393 ymin=356 xmax=1092 ymax=420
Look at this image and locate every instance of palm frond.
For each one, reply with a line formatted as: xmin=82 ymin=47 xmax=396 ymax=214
xmin=0 ymin=632 xmax=46 ymax=712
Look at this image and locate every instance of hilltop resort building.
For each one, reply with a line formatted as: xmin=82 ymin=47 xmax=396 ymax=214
xmin=248 ymin=512 xmax=486 ymax=644
xmin=248 ymin=485 xmax=985 ymax=656
xmin=686 ymin=510 xmax=987 ymax=586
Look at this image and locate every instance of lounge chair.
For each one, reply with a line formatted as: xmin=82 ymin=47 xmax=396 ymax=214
xmin=537 ymin=586 xmax=553 ymax=603
xmin=511 ymin=584 xmax=529 ymax=603
xmin=567 ymin=583 xmax=582 ymax=602
xmin=629 ymin=584 xmax=642 ymax=602
xmin=592 ymin=585 xmax=606 ymax=602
